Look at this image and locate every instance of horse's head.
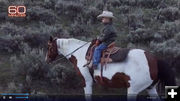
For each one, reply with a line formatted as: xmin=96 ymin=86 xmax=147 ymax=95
xmin=45 ymin=36 xmax=59 ymax=63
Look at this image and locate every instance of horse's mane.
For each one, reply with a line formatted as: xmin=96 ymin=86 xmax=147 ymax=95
xmin=57 ymin=38 xmax=87 ymax=47
xmin=69 ymin=38 xmax=87 ymax=44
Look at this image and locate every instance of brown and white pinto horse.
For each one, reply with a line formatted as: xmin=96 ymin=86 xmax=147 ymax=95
xmin=45 ymin=36 xmax=176 ymax=101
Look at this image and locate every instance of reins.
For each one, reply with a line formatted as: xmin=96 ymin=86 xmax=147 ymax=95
xmin=50 ymin=42 xmax=90 ymax=64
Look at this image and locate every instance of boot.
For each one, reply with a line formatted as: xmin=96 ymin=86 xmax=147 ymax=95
xmin=88 ymin=68 xmax=96 ymax=83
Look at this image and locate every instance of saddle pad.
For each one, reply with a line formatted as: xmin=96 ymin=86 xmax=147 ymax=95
xmin=104 ymin=48 xmax=130 ymax=62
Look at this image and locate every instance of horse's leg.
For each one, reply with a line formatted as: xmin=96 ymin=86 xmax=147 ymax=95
xmin=81 ymin=68 xmax=93 ymax=101
xmin=127 ymin=87 xmax=138 ymax=101
xmin=84 ymin=81 xmax=93 ymax=101
xmin=146 ymin=86 xmax=161 ymax=101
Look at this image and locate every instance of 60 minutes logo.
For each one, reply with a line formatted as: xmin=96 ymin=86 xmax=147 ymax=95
xmin=8 ymin=6 xmax=26 ymax=17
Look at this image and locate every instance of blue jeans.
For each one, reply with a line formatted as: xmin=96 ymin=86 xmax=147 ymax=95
xmin=93 ymin=43 xmax=107 ymax=65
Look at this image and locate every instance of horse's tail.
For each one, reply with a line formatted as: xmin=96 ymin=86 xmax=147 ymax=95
xmin=157 ymin=59 xmax=176 ymax=86
xmin=156 ymin=59 xmax=176 ymax=94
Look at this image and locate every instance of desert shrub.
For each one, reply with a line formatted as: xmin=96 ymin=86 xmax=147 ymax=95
xmin=26 ymin=22 xmax=63 ymax=35
xmin=0 ymin=12 xmax=6 ymax=22
xmin=10 ymin=45 xmax=50 ymax=93
xmin=7 ymin=82 xmax=27 ymax=93
xmin=0 ymin=0 xmax=9 ymax=22
xmin=55 ymin=0 xmax=84 ymax=19
xmin=178 ymin=1 xmax=180 ymax=9
xmin=6 ymin=0 xmax=32 ymax=5
xmin=0 ymin=37 xmax=20 ymax=53
xmin=0 ymin=23 xmax=42 ymax=50
xmin=26 ymin=6 xmax=57 ymax=25
xmin=0 ymin=22 xmax=26 ymax=36
xmin=119 ymin=0 xmax=129 ymax=5
xmin=141 ymin=9 xmax=158 ymax=25
xmin=0 ymin=33 xmax=25 ymax=53
xmin=68 ymin=20 xmax=94 ymax=37
xmin=47 ymin=63 xmax=81 ymax=88
xmin=10 ymin=44 xmax=81 ymax=93
xmin=175 ymin=32 xmax=180 ymax=43
xmin=0 ymin=0 xmax=9 ymax=12
xmin=158 ymin=7 xmax=180 ymax=22
xmin=0 ymin=21 xmax=67 ymax=49
xmin=127 ymin=16 xmax=180 ymax=44
xmin=23 ymin=33 xmax=49 ymax=48
xmin=84 ymin=6 xmax=101 ymax=24
xmin=120 ymin=0 xmax=162 ymax=8
xmin=10 ymin=44 xmax=49 ymax=80
xmin=139 ymin=0 xmax=162 ymax=8
xmin=159 ymin=21 xmax=180 ymax=39
xmin=164 ymin=0 xmax=179 ymax=6
xmin=108 ymin=0 xmax=121 ymax=8
xmin=128 ymin=14 xmax=145 ymax=30
xmin=95 ymin=0 xmax=106 ymax=10
xmin=127 ymin=28 xmax=154 ymax=43
xmin=150 ymin=39 xmax=180 ymax=58
xmin=54 ymin=0 xmax=64 ymax=15
xmin=7 ymin=82 xmax=20 ymax=93
xmin=116 ymin=5 xmax=130 ymax=14
xmin=44 ymin=0 xmax=56 ymax=9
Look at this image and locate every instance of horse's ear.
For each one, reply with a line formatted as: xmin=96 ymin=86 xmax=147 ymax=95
xmin=49 ymin=36 xmax=53 ymax=42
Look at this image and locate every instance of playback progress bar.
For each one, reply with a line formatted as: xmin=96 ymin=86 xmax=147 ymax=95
xmin=0 ymin=93 xmax=29 ymax=100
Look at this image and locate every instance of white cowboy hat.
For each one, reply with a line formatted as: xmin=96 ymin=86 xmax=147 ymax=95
xmin=97 ymin=11 xmax=115 ymax=19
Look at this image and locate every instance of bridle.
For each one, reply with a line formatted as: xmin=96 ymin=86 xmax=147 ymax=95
xmin=49 ymin=42 xmax=90 ymax=64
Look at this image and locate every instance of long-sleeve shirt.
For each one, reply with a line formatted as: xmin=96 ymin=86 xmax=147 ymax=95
xmin=98 ymin=23 xmax=117 ymax=45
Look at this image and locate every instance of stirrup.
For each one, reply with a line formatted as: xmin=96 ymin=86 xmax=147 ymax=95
xmin=83 ymin=61 xmax=91 ymax=67
xmin=87 ymin=61 xmax=93 ymax=69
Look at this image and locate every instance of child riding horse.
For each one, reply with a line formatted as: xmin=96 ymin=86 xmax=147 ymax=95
xmin=90 ymin=11 xmax=117 ymax=69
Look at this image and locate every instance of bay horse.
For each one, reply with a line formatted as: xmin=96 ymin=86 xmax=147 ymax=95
xmin=45 ymin=36 xmax=176 ymax=101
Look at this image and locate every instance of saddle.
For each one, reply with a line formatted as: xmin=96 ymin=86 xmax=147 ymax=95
xmin=85 ymin=40 xmax=130 ymax=68
xmin=101 ymin=42 xmax=120 ymax=63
